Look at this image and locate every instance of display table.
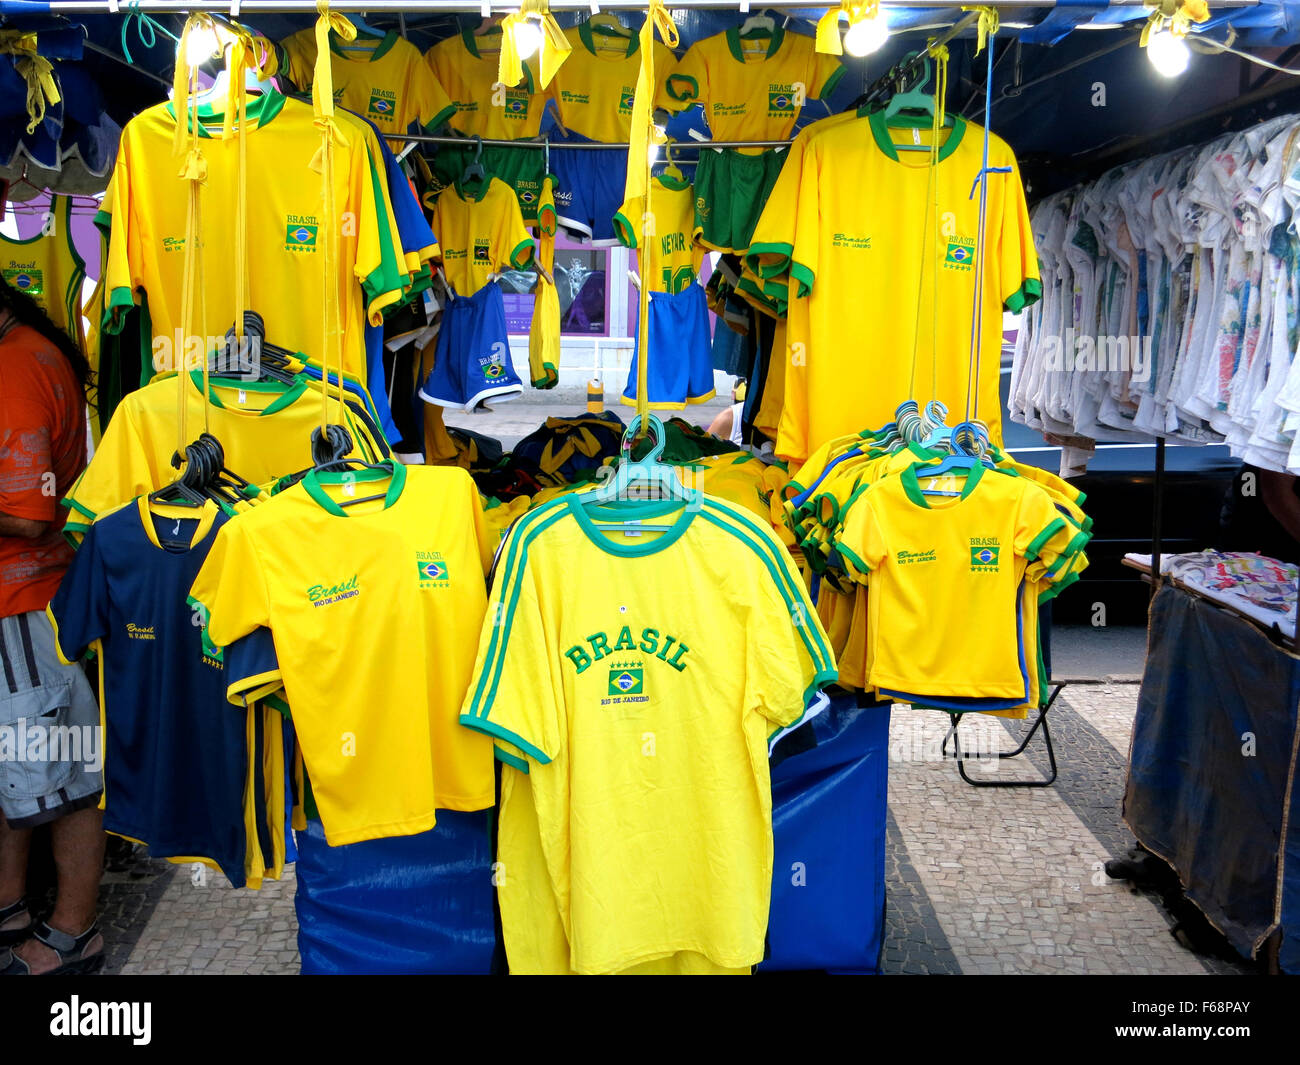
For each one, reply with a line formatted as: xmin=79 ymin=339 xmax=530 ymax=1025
xmin=1124 ymin=584 xmax=1300 ymax=973
xmin=294 ymin=693 xmax=888 ymax=974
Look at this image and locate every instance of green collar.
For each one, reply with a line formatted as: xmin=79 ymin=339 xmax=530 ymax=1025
xmin=186 ymin=371 xmax=307 ymax=415
xmin=566 ymin=495 xmax=696 ymax=557
xmin=454 ymin=174 xmax=492 ymax=203
xmin=579 ymin=19 xmax=638 ymax=59
xmin=328 ymin=28 xmax=399 ymax=63
xmin=655 ymin=171 xmax=690 ymax=192
xmin=726 ymin=25 xmax=785 ymax=63
xmin=864 ymin=109 xmax=966 ymax=164
xmin=166 ymin=89 xmax=286 ymax=139
xmin=303 ymin=462 xmax=407 ymax=516
xmin=901 ymin=459 xmax=984 ymax=509
xmin=461 ymin=26 xmax=502 ymax=59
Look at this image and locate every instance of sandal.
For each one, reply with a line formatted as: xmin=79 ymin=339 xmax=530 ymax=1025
xmin=0 ymin=898 xmax=33 ymax=948
xmin=1 ymin=920 xmax=104 ymax=976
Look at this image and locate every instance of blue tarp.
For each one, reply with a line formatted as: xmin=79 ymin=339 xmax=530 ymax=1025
xmin=294 ymin=692 xmax=889 ymax=975
xmin=1125 ymin=585 xmax=1300 ymax=972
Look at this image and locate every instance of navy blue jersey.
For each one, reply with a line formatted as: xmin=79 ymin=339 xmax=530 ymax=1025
xmin=48 ymin=497 xmax=249 ymax=886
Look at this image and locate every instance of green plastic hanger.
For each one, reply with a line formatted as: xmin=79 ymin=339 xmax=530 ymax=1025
xmin=883 ymin=54 xmax=953 ymax=151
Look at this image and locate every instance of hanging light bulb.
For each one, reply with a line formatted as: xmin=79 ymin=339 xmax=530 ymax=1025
xmin=1146 ymin=24 xmax=1191 ymax=77
xmin=843 ymin=10 xmax=890 ymax=58
xmin=184 ymin=22 xmax=222 ymax=68
xmin=512 ymin=15 xmax=544 ymax=61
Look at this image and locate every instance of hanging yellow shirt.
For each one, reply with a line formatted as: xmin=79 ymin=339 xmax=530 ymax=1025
xmin=665 ymin=27 xmax=844 ymax=153
xmin=61 ymin=371 xmax=386 ymax=538
xmin=425 ymin=28 xmax=544 ymax=140
xmin=96 ymin=92 xmax=410 ymax=387
xmin=545 ymin=21 xmax=677 ymax=142
xmin=838 ymin=462 xmax=1069 ymax=702
xmin=279 ymin=27 xmax=456 ymax=149
xmin=460 ymin=493 xmax=835 ymax=973
xmin=190 ymin=463 xmax=497 ymax=847
xmin=430 ymin=175 xmax=535 ymax=297
xmin=613 ymin=173 xmax=703 ymax=294
xmin=748 ymin=111 xmax=1041 ymax=465
xmin=1 ymin=194 xmax=87 ymax=351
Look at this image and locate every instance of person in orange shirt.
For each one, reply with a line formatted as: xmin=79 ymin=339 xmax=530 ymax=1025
xmin=0 ymin=276 xmax=107 ymax=975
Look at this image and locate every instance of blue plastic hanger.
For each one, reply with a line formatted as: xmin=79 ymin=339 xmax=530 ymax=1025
xmin=581 ymin=413 xmax=700 ymax=531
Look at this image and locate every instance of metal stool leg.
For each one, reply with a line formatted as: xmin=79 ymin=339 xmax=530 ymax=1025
xmin=948 ymin=683 xmax=1064 ymax=788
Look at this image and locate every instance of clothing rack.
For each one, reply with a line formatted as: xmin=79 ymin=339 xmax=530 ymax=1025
xmin=855 ymin=10 xmax=978 ymax=110
xmin=409 ymin=133 xmax=795 ymax=150
xmin=11 ymin=0 xmax=1234 ymax=11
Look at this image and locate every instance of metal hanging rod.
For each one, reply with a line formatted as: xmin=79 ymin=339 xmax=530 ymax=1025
xmin=408 ymin=133 xmax=794 ymax=149
xmin=18 ymin=0 xmax=1254 ymax=12
xmin=859 ymin=10 xmax=978 ymax=107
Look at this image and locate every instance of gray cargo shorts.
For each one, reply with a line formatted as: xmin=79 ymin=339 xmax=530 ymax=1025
xmin=0 ymin=610 xmax=103 ymax=829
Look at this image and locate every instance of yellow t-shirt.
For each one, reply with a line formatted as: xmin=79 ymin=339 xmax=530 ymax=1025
xmin=430 ymin=175 xmax=535 ymax=297
xmin=190 ymin=462 xmax=497 ymax=847
xmin=279 ymin=28 xmax=456 ymax=149
xmin=748 ymin=111 xmax=1041 ymax=464
xmin=425 ymin=28 xmax=544 ymax=140
xmin=61 ymin=371 xmax=387 ymax=538
xmin=545 ymin=21 xmax=676 ymax=142
xmin=665 ymin=27 xmax=844 ymax=153
xmin=0 ymin=194 xmax=87 ymax=351
xmin=460 ymin=492 xmax=835 ymax=973
xmin=96 ymin=93 xmax=410 ymax=387
xmin=837 ymin=462 xmax=1068 ymax=701
xmin=613 ymin=174 xmax=704 ymax=294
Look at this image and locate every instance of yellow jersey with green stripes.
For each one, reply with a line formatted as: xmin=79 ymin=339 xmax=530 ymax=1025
xmin=1 ymin=194 xmax=87 ymax=350
xmin=424 ymin=28 xmax=544 ymax=140
xmin=460 ymin=491 xmax=835 ymax=973
xmin=664 ymin=27 xmax=844 ymax=153
xmin=279 ymin=27 xmax=456 ymax=147
xmin=430 ymin=175 xmax=535 ymax=297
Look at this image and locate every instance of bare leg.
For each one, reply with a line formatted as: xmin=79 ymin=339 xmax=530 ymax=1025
xmin=0 ymin=816 xmax=32 ymax=931
xmin=11 ymin=806 xmax=104 ymax=973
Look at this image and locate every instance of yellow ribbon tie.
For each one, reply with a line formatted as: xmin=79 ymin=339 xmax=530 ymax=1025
xmin=1141 ymin=0 xmax=1209 ymax=46
xmin=498 ymin=0 xmax=572 ymax=90
xmin=961 ymin=7 xmax=1000 ymax=56
xmin=0 ymin=32 xmax=62 ymax=134
xmin=312 ymin=0 xmax=355 ymax=122
xmin=173 ymin=15 xmax=220 ymax=160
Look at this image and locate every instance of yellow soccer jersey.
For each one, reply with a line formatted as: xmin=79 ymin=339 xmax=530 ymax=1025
xmin=97 ymin=92 xmax=409 ymax=387
xmin=838 ymin=463 xmax=1068 ymax=701
xmin=748 ymin=111 xmax=1041 ymax=464
xmin=61 ymin=372 xmax=385 ymax=537
xmin=613 ymin=174 xmax=704 ymax=294
xmin=1 ymin=195 xmax=87 ymax=350
xmin=545 ymin=21 xmax=676 ymax=142
xmin=430 ymin=175 xmax=535 ymax=297
xmin=425 ymin=28 xmax=544 ymax=140
xmin=460 ymin=493 xmax=835 ymax=973
xmin=280 ymin=27 xmax=456 ymax=147
xmin=190 ymin=463 xmax=497 ymax=847
xmin=665 ymin=27 xmax=843 ymax=154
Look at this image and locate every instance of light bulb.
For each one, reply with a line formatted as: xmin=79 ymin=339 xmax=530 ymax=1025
xmin=513 ymin=17 xmax=543 ymax=60
xmin=843 ymin=12 xmax=890 ymax=58
xmin=184 ymin=23 xmax=221 ymax=69
xmin=1147 ymin=27 xmax=1190 ymax=78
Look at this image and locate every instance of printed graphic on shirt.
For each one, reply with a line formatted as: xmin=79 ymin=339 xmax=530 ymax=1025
xmin=308 ymin=574 xmax=360 ymax=607
xmin=3 ymin=265 xmax=43 ymax=295
xmin=944 ymin=236 xmax=976 ymax=271
xmin=368 ymin=89 xmax=398 ymax=120
xmin=285 ymin=215 xmax=320 ymax=252
xmin=970 ymin=538 xmax=1001 ymax=570
xmin=416 ymin=550 xmax=450 ymax=586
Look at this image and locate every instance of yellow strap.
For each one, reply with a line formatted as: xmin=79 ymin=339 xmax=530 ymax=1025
xmin=498 ymin=0 xmax=572 ymax=90
xmin=961 ymin=7 xmax=1000 ymax=56
xmin=0 ymin=32 xmax=62 ymax=134
xmin=313 ymin=2 xmax=348 ymax=431
xmin=1141 ymin=0 xmax=1210 ymax=45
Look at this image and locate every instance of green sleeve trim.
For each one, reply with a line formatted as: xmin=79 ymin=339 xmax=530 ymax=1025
xmin=93 ymin=207 xmax=112 ymax=234
xmin=789 ymin=260 xmax=815 ymax=299
xmin=1038 ymin=568 xmax=1081 ymax=603
xmin=458 ymin=713 xmax=551 ymax=766
xmin=747 ymin=241 xmax=794 ymax=279
xmin=103 ymin=285 xmax=135 ymax=334
xmin=423 ymin=103 xmax=457 ymax=132
xmin=508 ymin=238 xmax=535 ymax=270
xmin=612 ymin=210 xmax=637 ymax=249
xmin=836 ymin=542 xmax=870 ymax=578
xmin=61 ymin=495 xmax=98 ymax=521
xmin=665 ymin=73 xmax=698 ymax=104
xmin=494 ymin=744 xmax=530 ymax=773
xmin=817 ymin=63 xmax=846 ymax=101
xmin=1005 ymin=276 xmax=1043 ymax=313
xmin=1024 ymin=516 xmax=1067 ymax=563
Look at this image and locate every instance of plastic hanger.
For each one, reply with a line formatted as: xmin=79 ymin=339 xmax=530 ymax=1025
xmin=309 ymin=424 xmax=396 ymax=506
xmin=883 ymin=55 xmax=953 ymax=151
xmin=461 ymin=136 xmax=488 ymax=185
xmin=336 ymin=13 xmax=387 ymax=51
xmin=581 ymin=414 xmax=699 ymax=530
xmin=739 ymin=13 xmax=777 ymax=38
xmin=588 ymin=12 xmax=633 ymax=39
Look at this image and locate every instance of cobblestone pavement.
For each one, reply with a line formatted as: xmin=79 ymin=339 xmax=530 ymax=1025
xmin=81 ymin=683 xmax=1254 ymax=976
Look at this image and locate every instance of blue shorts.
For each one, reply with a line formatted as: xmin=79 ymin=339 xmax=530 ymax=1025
xmin=551 ymin=133 xmax=625 ymax=245
xmin=621 ymin=284 xmax=717 ymax=409
xmin=419 ymin=282 xmax=524 ymax=411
